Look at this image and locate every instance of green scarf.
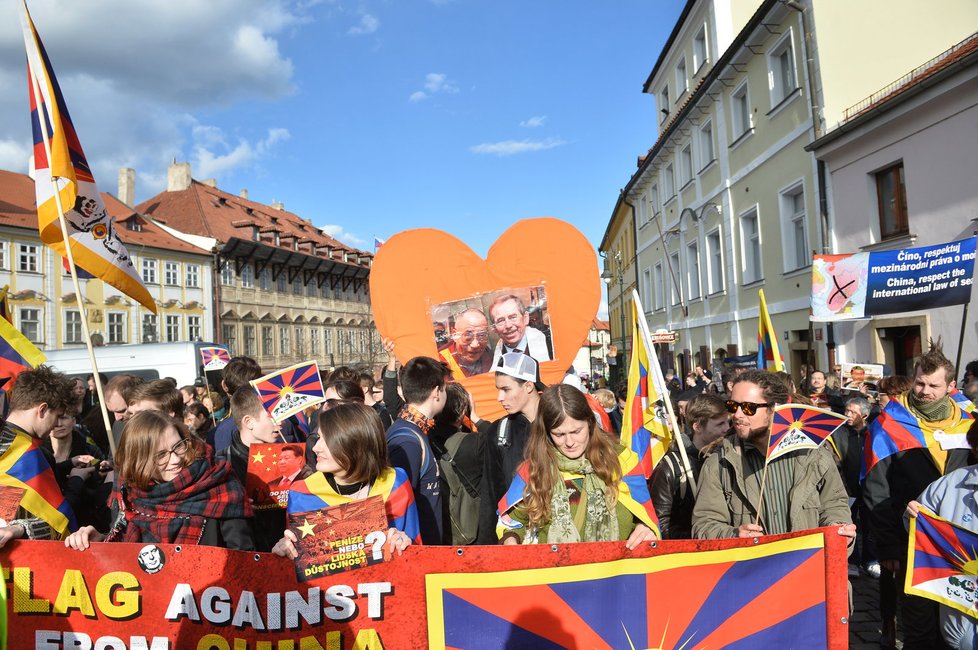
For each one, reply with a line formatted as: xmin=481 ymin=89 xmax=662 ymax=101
xmin=907 ymin=390 xmax=954 ymax=422
xmin=540 ymin=452 xmax=618 ymax=544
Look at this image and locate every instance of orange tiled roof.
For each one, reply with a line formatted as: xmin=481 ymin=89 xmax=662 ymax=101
xmin=0 ymin=169 xmax=206 ymax=257
xmin=135 ymin=180 xmax=371 ymax=267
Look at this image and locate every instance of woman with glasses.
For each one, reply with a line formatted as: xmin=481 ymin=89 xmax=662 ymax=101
xmin=692 ymin=370 xmax=853 ymax=544
xmin=64 ymin=410 xmax=254 ymax=551
xmin=272 ymin=402 xmax=418 ymax=559
xmin=497 ymin=385 xmax=659 ymax=548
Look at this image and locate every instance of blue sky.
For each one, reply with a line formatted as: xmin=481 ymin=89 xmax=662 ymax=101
xmin=0 ymin=0 xmax=685 ymax=310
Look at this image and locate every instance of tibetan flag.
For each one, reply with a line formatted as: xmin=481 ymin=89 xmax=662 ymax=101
xmin=200 ymin=346 xmax=231 ymax=371
xmin=0 ymin=430 xmax=76 ymax=538
xmin=0 ymin=314 xmax=46 ymax=391
xmin=250 ymin=360 xmax=326 ymax=423
xmin=61 ymin=256 xmax=94 ymax=280
xmin=862 ymin=396 xmax=975 ymax=480
xmin=757 ymin=289 xmax=785 ymax=372
xmin=621 ymin=291 xmax=672 ymax=478
xmin=767 ymin=404 xmax=846 ymax=463
xmin=906 ymin=507 xmax=978 ymax=618
xmin=288 ymin=467 xmax=420 ymax=543
xmin=497 ymin=446 xmax=660 ymax=540
xmin=19 ymin=3 xmax=155 ymax=313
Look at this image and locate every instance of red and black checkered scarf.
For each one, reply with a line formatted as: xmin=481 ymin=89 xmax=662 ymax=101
xmin=108 ymin=451 xmax=252 ymax=545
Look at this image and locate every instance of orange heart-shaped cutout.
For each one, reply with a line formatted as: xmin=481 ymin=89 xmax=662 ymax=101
xmin=370 ymin=217 xmax=600 ymax=421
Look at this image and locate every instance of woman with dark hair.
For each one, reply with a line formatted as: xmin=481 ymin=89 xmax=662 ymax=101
xmin=64 ymin=410 xmax=254 ymax=550
xmin=498 ymin=384 xmax=659 ymax=548
xmin=272 ymin=402 xmax=419 ymax=558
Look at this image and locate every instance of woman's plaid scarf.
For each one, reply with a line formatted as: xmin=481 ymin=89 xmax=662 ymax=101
xmin=109 ymin=454 xmax=252 ymax=545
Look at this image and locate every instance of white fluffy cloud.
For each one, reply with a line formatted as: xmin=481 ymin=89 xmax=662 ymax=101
xmin=0 ymin=1 xmax=306 ymax=200
xmin=469 ymin=137 xmax=567 ymax=156
xmin=320 ymin=224 xmax=365 ymax=246
xmin=520 ymin=115 xmax=547 ymax=128
xmin=348 ymin=14 xmax=379 ymax=35
xmin=409 ymin=72 xmax=459 ymax=102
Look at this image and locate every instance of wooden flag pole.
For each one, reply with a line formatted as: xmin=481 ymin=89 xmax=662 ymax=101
xmin=753 ymin=418 xmax=776 ymax=529
xmin=27 ymin=63 xmax=116 ymax=456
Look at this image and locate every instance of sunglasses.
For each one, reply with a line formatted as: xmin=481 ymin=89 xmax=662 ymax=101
xmin=724 ymin=400 xmax=774 ymax=416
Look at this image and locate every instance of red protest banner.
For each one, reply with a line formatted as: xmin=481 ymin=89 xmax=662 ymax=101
xmin=2 ymin=527 xmax=848 ymax=649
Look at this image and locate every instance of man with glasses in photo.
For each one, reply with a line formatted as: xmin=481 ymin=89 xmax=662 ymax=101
xmin=692 ymin=370 xmax=854 ymax=546
xmin=447 ymin=308 xmax=494 ymax=377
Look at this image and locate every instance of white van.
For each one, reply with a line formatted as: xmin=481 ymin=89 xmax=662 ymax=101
xmin=44 ymin=342 xmax=230 ymax=388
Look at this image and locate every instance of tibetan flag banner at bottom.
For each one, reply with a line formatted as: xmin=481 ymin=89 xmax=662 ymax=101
xmin=907 ymin=507 xmax=978 ymax=618
xmin=0 ymin=528 xmax=848 ymax=648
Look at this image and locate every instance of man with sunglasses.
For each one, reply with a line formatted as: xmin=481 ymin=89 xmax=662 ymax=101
xmin=448 ymin=308 xmax=494 ymax=377
xmin=692 ymin=370 xmax=854 ymax=546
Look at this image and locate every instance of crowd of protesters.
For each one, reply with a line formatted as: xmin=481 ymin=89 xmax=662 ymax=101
xmin=0 ymin=332 xmax=974 ymax=649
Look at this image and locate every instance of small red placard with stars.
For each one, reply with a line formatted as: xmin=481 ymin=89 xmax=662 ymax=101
xmin=245 ymin=442 xmax=306 ymax=510
xmin=288 ymin=495 xmax=390 ymax=582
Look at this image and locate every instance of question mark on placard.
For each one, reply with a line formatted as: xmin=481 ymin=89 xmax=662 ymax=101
xmin=364 ymin=531 xmax=386 ymax=560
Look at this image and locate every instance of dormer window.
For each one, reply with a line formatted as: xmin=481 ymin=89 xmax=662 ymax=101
xmin=126 ymin=218 xmax=142 ymax=232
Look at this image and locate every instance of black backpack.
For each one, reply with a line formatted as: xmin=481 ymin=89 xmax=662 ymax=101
xmin=431 ymin=431 xmax=481 ymax=545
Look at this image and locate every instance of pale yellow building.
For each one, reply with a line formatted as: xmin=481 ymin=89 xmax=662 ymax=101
xmin=612 ymin=0 xmax=978 ymax=380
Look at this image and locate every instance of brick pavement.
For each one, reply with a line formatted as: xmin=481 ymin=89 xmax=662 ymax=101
xmin=849 ymin=570 xmax=902 ymax=650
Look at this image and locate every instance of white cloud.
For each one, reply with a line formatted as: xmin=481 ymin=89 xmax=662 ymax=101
xmin=320 ymin=224 xmax=365 ymax=246
xmin=408 ymin=72 xmax=459 ymax=102
xmin=348 ymin=14 xmax=379 ymax=35
xmin=0 ymin=1 xmax=309 ymax=200
xmin=469 ymin=137 xmax=567 ymax=156
xmin=520 ymin=115 xmax=547 ymax=128
xmin=597 ymin=298 xmax=609 ymax=320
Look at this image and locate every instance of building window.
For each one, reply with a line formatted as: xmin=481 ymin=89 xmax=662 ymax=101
xmin=680 ymin=143 xmax=693 ymax=187
xmin=769 ymin=32 xmax=797 ymax=106
xmin=311 ymin=328 xmax=320 ymax=356
xmin=649 ymin=184 xmax=659 ymax=217
xmin=706 ymin=229 xmax=724 ymax=294
xmin=142 ymin=314 xmax=158 ymax=343
xmin=292 ymin=276 xmax=303 ymax=295
xmin=663 ymin=163 xmax=675 ymax=200
xmin=781 ymin=184 xmax=809 ymax=271
xmin=675 ymin=57 xmax=687 ymax=95
xmin=258 ymin=268 xmax=271 ymax=291
xmin=277 ymin=273 xmax=287 ymax=293
xmin=186 ymin=264 xmax=200 ymax=288
xmin=325 ymin=328 xmax=333 ymax=355
xmin=659 ymin=87 xmax=670 ymax=122
xmin=306 ymin=280 xmax=317 ymax=297
xmin=642 ymin=268 xmax=652 ymax=307
xmin=669 ymin=253 xmax=682 ymax=305
xmin=164 ymin=261 xmax=179 ymax=286
xmin=699 ymin=120 xmax=714 ymax=168
xmin=732 ymin=82 xmax=752 ymax=139
xmin=279 ymin=326 xmax=291 ymax=355
xmin=164 ymin=315 xmax=180 ymax=342
xmin=741 ymin=208 xmax=762 ymax=283
xmin=693 ymin=25 xmax=708 ymax=72
xmin=240 ymin=263 xmax=254 ymax=288
xmin=243 ymin=325 xmax=256 ymax=357
xmin=220 ymin=261 xmax=234 ymax=285
xmin=876 ymin=163 xmax=909 ymax=239
xmin=108 ymin=312 xmax=126 ymax=344
xmin=18 ymin=243 xmax=39 ymax=273
xmin=262 ymin=326 xmax=274 ymax=356
xmin=20 ymin=308 xmax=41 ymax=343
xmin=653 ymin=264 xmax=664 ymax=311
xmin=222 ymin=324 xmax=237 ymax=354
xmin=0 ymin=242 xmax=7 ymax=270
xmin=142 ymin=259 xmax=158 ymax=284
xmin=686 ymin=242 xmax=701 ymax=299
xmin=187 ymin=315 xmax=201 ymax=341
xmin=64 ymin=310 xmax=83 ymax=344
xmin=295 ymin=326 xmax=305 ymax=357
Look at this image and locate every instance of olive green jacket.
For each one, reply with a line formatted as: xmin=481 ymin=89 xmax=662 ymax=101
xmin=692 ymin=436 xmax=852 ymax=551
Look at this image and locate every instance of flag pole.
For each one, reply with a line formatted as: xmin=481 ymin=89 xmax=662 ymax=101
xmin=753 ymin=420 xmax=776 ymax=529
xmin=631 ymin=289 xmax=695 ymax=488
xmin=27 ymin=61 xmax=116 ymax=456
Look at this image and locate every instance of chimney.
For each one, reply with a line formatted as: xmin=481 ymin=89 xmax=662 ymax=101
xmin=202 ymin=178 xmax=217 ymax=187
xmin=167 ymin=162 xmax=192 ymax=192
xmin=118 ymin=167 xmax=135 ymax=205
xmin=271 ymin=201 xmax=284 ymax=211
xmin=239 ymin=189 xmax=249 ymax=199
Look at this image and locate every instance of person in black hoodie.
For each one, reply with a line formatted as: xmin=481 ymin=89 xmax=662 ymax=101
xmin=216 ymin=388 xmax=311 ymax=552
